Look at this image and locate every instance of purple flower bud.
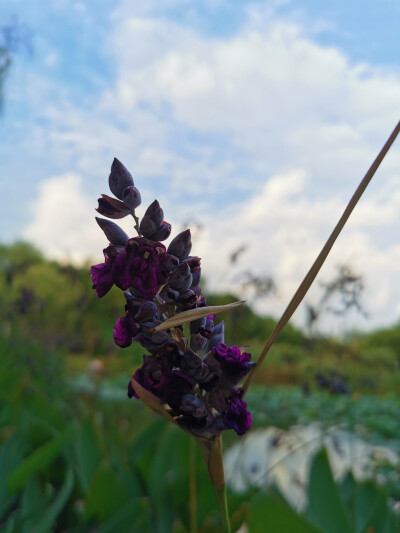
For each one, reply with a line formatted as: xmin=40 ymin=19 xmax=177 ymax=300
xmin=144 ymin=200 xmax=164 ymax=228
xmin=159 ymin=285 xmax=179 ymax=302
xmin=128 ymin=354 xmax=162 ymax=398
xmin=126 ymin=298 xmax=158 ymax=323
xmin=95 ymin=217 xmax=129 ymax=246
xmin=178 ymin=289 xmax=198 ymax=310
xmin=167 ymin=230 xmax=192 ymax=261
xmin=139 ymin=215 xmax=157 ymax=238
xmin=207 ymin=321 xmax=225 ymax=349
xmin=164 ymin=254 xmax=180 ymax=273
xmin=96 ymin=194 xmax=132 ymax=219
xmin=122 ymin=186 xmax=141 ymax=210
xmin=109 ymin=158 xmax=134 ymax=200
xmin=190 ymin=332 xmax=208 ymax=352
xmin=180 ymin=394 xmax=209 ymax=419
xmin=140 ymin=322 xmax=170 ymax=344
xmin=169 ymin=262 xmax=193 ymax=291
xmin=190 ymin=317 xmax=206 ymax=334
xmin=157 ymin=340 xmax=184 ymax=373
xmin=150 ymin=222 xmax=171 ymax=241
xmin=205 ymin=314 xmax=216 ymax=331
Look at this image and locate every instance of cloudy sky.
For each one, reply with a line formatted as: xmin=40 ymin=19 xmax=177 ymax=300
xmin=1 ymin=0 xmax=399 ymax=333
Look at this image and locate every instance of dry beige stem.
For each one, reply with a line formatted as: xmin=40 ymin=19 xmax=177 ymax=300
xmin=242 ymin=120 xmax=400 ymax=396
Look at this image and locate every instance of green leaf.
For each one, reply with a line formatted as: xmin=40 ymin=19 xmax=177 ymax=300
xmin=32 ymin=468 xmax=74 ymax=533
xmin=249 ymin=494 xmax=322 ymax=533
xmin=354 ymin=480 xmax=380 ymax=533
xmin=74 ymin=419 xmax=102 ymax=493
xmin=307 ymin=448 xmax=352 ymax=533
xmin=7 ymin=425 xmax=73 ymax=495
xmin=98 ymin=499 xmax=152 ymax=533
xmin=84 ymin=462 xmax=129 ymax=522
xmin=0 ymin=434 xmax=26 ymax=518
xmin=20 ymin=475 xmax=44 ymax=522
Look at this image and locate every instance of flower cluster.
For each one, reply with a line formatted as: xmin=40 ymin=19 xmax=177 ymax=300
xmin=91 ymin=159 xmax=253 ymax=437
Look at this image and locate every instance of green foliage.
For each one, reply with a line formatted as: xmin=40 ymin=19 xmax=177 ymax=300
xmin=0 ymin=242 xmax=399 ymax=530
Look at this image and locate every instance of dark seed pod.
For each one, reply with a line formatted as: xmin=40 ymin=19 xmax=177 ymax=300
xmin=109 ymin=158 xmax=134 ymax=199
xmin=95 ymin=217 xmax=129 ymax=246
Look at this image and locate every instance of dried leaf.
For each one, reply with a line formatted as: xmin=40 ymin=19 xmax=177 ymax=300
xmin=153 ymin=301 xmax=246 ymax=332
xmin=130 ymin=378 xmax=176 ymax=424
xmin=195 ymin=435 xmax=225 ymax=489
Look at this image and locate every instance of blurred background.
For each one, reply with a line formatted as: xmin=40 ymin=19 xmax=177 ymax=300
xmin=0 ymin=1 xmax=399 ymax=531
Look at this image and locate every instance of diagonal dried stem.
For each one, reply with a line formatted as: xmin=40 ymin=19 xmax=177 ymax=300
xmin=242 ymin=120 xmax=400 ymax=397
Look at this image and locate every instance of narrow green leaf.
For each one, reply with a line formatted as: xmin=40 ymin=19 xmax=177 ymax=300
xmin=99 ymin=499 xmax=152 ymax=533
xmin=74 ymin=419 xmax=102 ymax=493
xmin=0 ymin=434 xmax=25 ymax=518
xmin=7 ymin=425 xmax=73 ymax=495
xmin=32 ymin=468 xmax=74 ymax=533
xmin=354 ymin=481 xmax=379 ymax=533
xmin=307 ymin=448 xmax=352 ymax=533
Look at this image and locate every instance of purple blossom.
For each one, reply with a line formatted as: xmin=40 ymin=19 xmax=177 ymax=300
xmin=223 ymin=391 xmax=252 ymax=436
xmin=128 ymin=354 xmax=162 ymax=398
xmin=113 ymin=314 xmax=138 ymax=348
xmin=212 ymin=343 xmax=254 ymax=386
xmin=90 ymin=246 xmax=117 ymax=298
xmin=113 ymin=238 xmax=166 ymax=299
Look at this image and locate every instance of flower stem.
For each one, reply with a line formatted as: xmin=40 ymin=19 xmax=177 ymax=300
xmin=131 ymin=211 xmax=141 ymax=235
xmin=189 ymin=438 xmax=197 ymax=533
xmin=215 ymin=484 xmax=231 ymax=533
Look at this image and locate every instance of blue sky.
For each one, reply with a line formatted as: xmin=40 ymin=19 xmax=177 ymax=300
xmin=1 ymin=0 xmax=399 ymax=332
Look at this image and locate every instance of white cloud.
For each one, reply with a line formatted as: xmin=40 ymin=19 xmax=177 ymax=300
xmin=24 ymin=168 xmax=400 ymax=332
xmin=18 ymin=2 xmax=400 ymax=331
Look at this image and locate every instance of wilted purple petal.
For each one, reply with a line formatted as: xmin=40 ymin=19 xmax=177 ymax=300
xmin=96 ymin=194 xmax=132 ymax=219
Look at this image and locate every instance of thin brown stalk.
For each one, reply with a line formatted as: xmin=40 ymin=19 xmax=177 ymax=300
xmin=242 ymin=120 xmax=400 ymax=396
